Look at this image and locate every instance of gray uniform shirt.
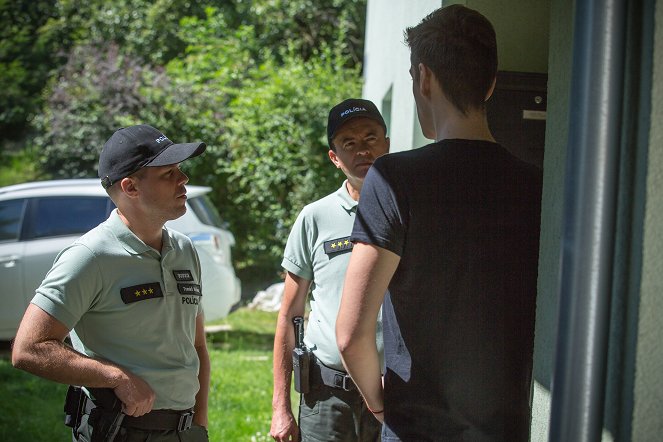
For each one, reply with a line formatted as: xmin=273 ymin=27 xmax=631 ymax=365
xmin=32 ymin=210 xmax=203 ymax=410
xmin=282 ymin=181 xmax=383 ymax=370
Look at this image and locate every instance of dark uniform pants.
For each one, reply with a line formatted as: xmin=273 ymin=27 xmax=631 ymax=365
xmin=73 ymin=413 xmax=209 ymax=442
xmin=299 ymin=384 xmax=381 ymax=442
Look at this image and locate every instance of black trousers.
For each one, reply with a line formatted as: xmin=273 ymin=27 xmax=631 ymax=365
xmin=299 ymin=383 xmax=381 ymax=442
xmin=73 ymin=413 xmax=209 ymax=442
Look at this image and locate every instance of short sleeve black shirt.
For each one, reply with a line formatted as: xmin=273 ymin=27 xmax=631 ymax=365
xmin=352 ymin=139 xmax=542 ymax=441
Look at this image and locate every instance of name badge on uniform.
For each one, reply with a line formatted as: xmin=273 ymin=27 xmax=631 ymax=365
xmin=120 ymin=282 xmax=163 ymax=304
xmin=173 ymin=270 xmax=193 ymax=282
xmin=324 ymin=236 xmax=354 ymax=255
xmin=178 ymin=283 xmax=202 ymax=296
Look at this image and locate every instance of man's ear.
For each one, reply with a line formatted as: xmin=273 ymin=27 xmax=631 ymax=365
xmin=386 ymin=137 xmax=391 ymax=153
xmin=119 ymin=176 xmax=139 ymax=197
xmin=418 ymin=63 xmax=432 ymax=99
xmin=485 ymin=76 xmax=497 ymax=102
xmin=328 ymin=149 xmax=341 ymax=168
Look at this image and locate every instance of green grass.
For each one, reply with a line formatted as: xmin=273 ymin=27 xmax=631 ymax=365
xmin=0 ymin=356 xmax=70 ymax=441
xmin=206 ymin=308 xmax=281 ymax=441
xmin=0 ymin=307 xmax=294 ymax=442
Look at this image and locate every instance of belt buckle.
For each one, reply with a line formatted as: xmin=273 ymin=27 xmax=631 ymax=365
xmin=177 ymin=411 xmax=195 ymax=432
xmin=334 ymin=373 xmax=353 ymax=391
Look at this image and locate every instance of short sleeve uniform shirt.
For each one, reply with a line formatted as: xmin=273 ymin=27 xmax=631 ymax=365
xmin=283 ymin=181 xmax=384 ymax=371
xmin=31 ymin=210 xmax=203 ymax=410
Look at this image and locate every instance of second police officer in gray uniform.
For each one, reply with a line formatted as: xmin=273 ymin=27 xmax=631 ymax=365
xmin=270 ymin=99 xmax=390 ymax=442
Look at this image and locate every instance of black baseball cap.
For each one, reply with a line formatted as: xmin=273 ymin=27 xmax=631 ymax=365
xmin=98 ymin=124 xmax=206 ymax=189
xmin=327 ymin=98 xmax=387 ymax=148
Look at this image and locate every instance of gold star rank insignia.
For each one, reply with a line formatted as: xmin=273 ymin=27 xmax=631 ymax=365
xmin=121 ymin=282 xmax=163 ymax=304
xmin=323 ymin=236 xmax=354 ymax=255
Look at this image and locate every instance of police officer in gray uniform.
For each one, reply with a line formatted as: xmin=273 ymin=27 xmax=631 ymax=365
xmin=270 ymin=99 xmax=390 ymax=442
xmin=12 ymin=124 xmax=211 ymax=442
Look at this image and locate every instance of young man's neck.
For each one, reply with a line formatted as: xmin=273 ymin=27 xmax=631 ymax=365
xmin=433 ymin=105 xmax=496 ymax=143
xmin=420 ymin=70 xmax=497 ymax=143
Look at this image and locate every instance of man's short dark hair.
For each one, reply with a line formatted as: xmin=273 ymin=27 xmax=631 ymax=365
xmin=405 ymin=5 xmax=497 ymax=115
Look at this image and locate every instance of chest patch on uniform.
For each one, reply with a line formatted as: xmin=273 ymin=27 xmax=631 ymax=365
xmin=178 ymin=283 xmax=202 ymax=296
xmin=172 ymin=270 xmax=193 ymax=281
xmin=324 ymin=236 xmax=354 ymax=255
xmin=120 ymin=283 xmax=163 ymax=304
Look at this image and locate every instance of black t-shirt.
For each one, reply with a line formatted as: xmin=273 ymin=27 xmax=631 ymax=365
xmin=352 ymin=139 xmax=542 ymax=441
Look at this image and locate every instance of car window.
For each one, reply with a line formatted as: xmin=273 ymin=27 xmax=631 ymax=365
xmin=0 ymin=199 xmax=27 ymax=242
xmin=188 ymin=195 xmax=225 ymax=228
xmin=23 ymin=196 xmax=113 ymax=240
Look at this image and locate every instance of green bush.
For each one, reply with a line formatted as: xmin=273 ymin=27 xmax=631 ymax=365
xmin=33 ymin=44 xmax=168 ymax=178
xmin=219 ymin=46 xmax=361 ymax=273
xmin=0 ymin=0 xmax=65 ymax=141
xmin=0 ymin=148 xmax=42 ymax=187
xmin=154 ymin=7 xmax=363 ymax=276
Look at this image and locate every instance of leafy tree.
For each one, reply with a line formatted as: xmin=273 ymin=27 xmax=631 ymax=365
xmin=2 ymin=0 xmax=367 ymax=145
xmin=33 ymin=44 xmax=169 ymax=178
xmin=0 ymin=0 xmax=214 ymax=149
xmin=38 ymin=0 xmax=212 ymax=64
xmin=30 ymin=0 xmax=367 ymax=284
xmin=219 ymin=46 xmax=361 ymax=274
xmin=232 ymin=0 xmax=367 ymax=64
xmin=135 ymin=13 xmax=261 ymax=221
xmin=151 ymin=7 xmax=362 ymax=276
xmin=0 ymin=0 xmax=63 ymax=142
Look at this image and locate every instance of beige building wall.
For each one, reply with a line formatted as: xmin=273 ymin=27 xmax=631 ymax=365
xmin=633 ymin=0 xmax=663 ymax=438
xmin=529 ymin=0 xmax=572 ymax=439
xmin=462 ymin=0 xmax=550 ymax=73
xmin=362 ymin=0 xmax=442 ymax=152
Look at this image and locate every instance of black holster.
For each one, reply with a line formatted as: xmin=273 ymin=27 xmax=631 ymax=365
xmin=292 ymin=346 xmax=311 ymax=394
xmin=64 ymin=386 xmax=124 ymax=442
xmin=64 ymin=386 xmax=86 ymax=430
xmin=88 ymin=388 xmax=124 ymax=442
xmin=292 ymin=316 xmax=311 ymax=394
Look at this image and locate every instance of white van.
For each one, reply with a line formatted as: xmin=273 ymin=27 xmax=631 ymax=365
xmin=0 ymin=179 xmax=241 ymax=340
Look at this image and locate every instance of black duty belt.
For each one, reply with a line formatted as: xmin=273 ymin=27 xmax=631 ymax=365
xmin=123 ymin=409 xmax=194 ymax=432
xmin=310 ymin=356 xmax=356 ymax=391
xmin=84 ymin=397 xmax=194 ymax=432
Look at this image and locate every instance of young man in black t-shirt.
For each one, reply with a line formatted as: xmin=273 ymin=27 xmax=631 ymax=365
xmin=336 ymin=5 xmax=542 ymax=441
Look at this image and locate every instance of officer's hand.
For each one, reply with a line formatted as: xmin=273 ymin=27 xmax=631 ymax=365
xmin=270 ymin=408 xmax=299 ymax=442
xmin=113 ymin=371 xmax=156 ymax=417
